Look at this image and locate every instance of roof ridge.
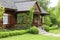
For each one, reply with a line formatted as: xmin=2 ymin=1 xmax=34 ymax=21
xmin=14 ymin=0 xmax=37 ymax=3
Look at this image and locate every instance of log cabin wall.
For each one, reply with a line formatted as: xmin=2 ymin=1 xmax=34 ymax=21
xmin=0 ymin=18 xmax=3 ymax=27
xmin=8 ymin=13 xmax=16 ymax=26
xmin=7 ymin=14 xmax=16 ymax=28
xmin=0 ymin=12 xmax=16 ymax=28
xmin=3 ymin=9 xmax=16 ymax=28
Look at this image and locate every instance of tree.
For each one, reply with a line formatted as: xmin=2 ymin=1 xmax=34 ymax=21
xmin=54 ymin=1 xmax=60 ymax=26
xmin=0 ymin=4 xmax=5 ymax=29
xmin=37 ymin=0 xmax=50 ymax=9
xmin=45 ymin=1 xmax=60 ymax=26
xmin=0 ymin=5 xmax=5 ymax=19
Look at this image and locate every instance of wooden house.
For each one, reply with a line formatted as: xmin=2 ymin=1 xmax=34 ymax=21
xmin=0 ymin=0 xmax=48 ymax=28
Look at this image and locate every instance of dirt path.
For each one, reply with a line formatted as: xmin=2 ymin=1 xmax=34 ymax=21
xmin=38 ymin=26 xmax=60 ymax=37
xmin=43 ymin=33 xmax=60 ymax=37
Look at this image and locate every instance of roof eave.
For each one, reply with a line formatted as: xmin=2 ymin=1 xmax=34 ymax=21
xmin=40 ymin=13 xmax=49 ymax=16
xmin=5 ymin=8 xmax=17 ymax=11
xmin=5 ymin=8 xmax=17 ymax=13
xmin=16 ymin=10 xmax=29 ymax=13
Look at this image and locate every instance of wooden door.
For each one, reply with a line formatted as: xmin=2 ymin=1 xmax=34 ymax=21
xmin=33 ymin=14 xmax=39 ymax=26
xmin=32 ymin=14 xmax=42 ymax=26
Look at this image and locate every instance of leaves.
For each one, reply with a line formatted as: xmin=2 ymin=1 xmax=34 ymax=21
xmin=38 ymin=0 xmax=50 ymax=9
xmin=0 ymin=6 xmax=5 ymax=19
xmin=17 ymin=7 xmax=34 ymax=29
xmin=45 ymin=1 xmax=60 ymax=27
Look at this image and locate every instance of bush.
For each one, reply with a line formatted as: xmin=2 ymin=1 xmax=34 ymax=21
xmin=19 ymin=30 xmax=27 ymax=34
xmin=43 ymin=25 xmax=49 ymax=32
xmin=9 ymin=30 xmax=27 ymax=36
xmin=0 ymin=30 xmax=27 ymax=38
xmin=29 ymin=26 xmax=39 ymax=34
xmin=9 ymin=31 xmax=17 ymax=36
xmin=49 ymin=25 xmax=58 ymax=30
xmin=0 ymin=32 xmax=9 ymax=38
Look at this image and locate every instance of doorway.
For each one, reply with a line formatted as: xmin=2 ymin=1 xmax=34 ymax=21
xmin=33 ymin=14 xmax=39 ymax=26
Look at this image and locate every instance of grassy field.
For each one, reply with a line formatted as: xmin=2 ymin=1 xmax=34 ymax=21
xmin=0 ymin=34 xmax=60 ymax=40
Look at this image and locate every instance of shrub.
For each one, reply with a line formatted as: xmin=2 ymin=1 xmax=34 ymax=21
xmin=9 ymin=31 xmax=17 ymax=36
xmin=9 ymin=30 xmax=27 ymax=36
xmin=0 ymin=30 xmax=27 ymax=38
xmin=19 ymin=30 xmax=27 ymax=34
xmin=49 ymin=25 xmax=58 ymax=30
xmin=29 ymin=26 xmax=39 ymax=34
xmin=0 ymin=32 xmax=9 ymax=38
xmin=43 ymin=25 xmax=49 ymax=32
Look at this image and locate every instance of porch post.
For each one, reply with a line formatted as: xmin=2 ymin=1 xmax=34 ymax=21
xmin=38 ymin=14 xmax=40 ymax=27
xmin=41 ymin=16 xmax=45 ymax=29
xmin=42 ymin=16 xmax=44 ymax=24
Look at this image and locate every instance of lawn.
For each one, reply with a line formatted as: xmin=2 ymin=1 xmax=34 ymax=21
xmin=0 ymin=34 xmax=60 ymax=40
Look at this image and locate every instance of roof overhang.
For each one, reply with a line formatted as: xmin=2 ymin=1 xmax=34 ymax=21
xmin=16 ymin=10 xmax=29 ymax=13
xmin=5 ymin=8 xmax=17 ymax=13
xmin=40 ymin=7 xmax=49 ymax=15
xmin=4 ymin=0 xmax=49 ymax=15
xmin=40 ymin=12 xmax=49 ymax=16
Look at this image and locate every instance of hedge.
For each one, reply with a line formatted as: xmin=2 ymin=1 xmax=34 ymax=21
xmin=0 ymin=30 xmax=27 ymax=38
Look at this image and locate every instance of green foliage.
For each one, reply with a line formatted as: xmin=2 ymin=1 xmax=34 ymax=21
xmin=38 ymin=0 xmax=53 ymax=26
xmin=0 ymin=6 xmax=5 ymax=18
xmin=9 ymin=30 xmax=27 ymax=36
xmin=54 ymin=2 xmax=60 ymax=26
xmin=45 ymin=7 xmax=57 ymax=26
xmin=49 ymin=25 xmax=58 ymax=30
xmin=38 ymin=0 xmax=60 ymax=28
xmin=17 ymin=14 xmax=27 ymax=24
xmin=0 ymin=5 xmax=5 ymax=29
xmin=43 ymin=25 xmax=49 ymax=32
xmin=45 ymin=1 xmax=60 ymax=27
xmin=0 ymin=30 xmax=27 ymax=38
xmin=27 ymin=7 xmax=34 ymax=27
xmin=0 ymin=32 xmax=9 ymax=38
xmin=17 ymin=7 xmax=34 ymax=29
xmin=44 ymin=16 xmax=52 ymax=25
xmin=38 ymin=0 xmax=50 ymax=9
xmin=28 ymin=26 xmax=39 ymax=34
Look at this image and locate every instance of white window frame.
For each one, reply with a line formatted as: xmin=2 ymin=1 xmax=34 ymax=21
xmin=3 ymin=14 xmax=8 ymax=24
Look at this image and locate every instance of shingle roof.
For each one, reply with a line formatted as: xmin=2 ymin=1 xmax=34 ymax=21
xmin=15 ymin=1 xmax=36 ymax=11
xmin=11 ymin=0 xmax=29 ymax=2
xmin=0 ymin=0 xmax=48 ymax=15
xmin=0 ymin=0 xmax=16 ymax=9
xmin=40 ymin=7 xmax=48 ymax=15
xmin=0 ymin=0 xmax=36 ymax=9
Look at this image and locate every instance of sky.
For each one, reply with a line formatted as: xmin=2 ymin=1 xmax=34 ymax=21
xmin=48 ymin=0 xmax=58 ymax=7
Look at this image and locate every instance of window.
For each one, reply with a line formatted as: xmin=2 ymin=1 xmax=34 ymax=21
xmin=3 ymin=14 xmax=8 ymax=24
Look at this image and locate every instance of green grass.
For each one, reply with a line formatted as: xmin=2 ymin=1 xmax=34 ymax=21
xmin=49 ymin=28 xmax=60 ymax=34
xmin=0 ymin=34 xmax=60 ymax=40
